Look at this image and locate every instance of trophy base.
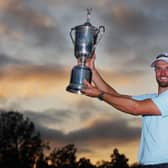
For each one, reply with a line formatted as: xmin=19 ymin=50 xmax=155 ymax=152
xmin=66 ymin=85 xmax=83 ymax=94
xmin=66 ymin=64 xmax=92 ymax=95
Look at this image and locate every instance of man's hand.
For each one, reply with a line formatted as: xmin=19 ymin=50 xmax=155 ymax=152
xmin=85 ymin=52 xmax=96 ymax=71
xmin=77 ymin=53 xmax=96 ymax=71
xmin=81 ymin=79 xmax=102 ymax=98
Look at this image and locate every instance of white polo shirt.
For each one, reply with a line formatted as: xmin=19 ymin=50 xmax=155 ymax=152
xmin=133 ymin=91 xmax=168 ymax=165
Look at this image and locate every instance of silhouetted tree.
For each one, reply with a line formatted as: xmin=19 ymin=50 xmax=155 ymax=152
xmin=77 ymin=157 xmax=96 ymax=168
xmin=36 ymin=153 xmax=50 ymax=168
xmin=49 ymin=144 xmax=77 ymax=168
xmin=0 ymin=111 xmax=45 ymax=168
xmin=111 ymin=148 xmax=129 ymax=168
xmin=96 ymin=160 xmax=113 ymax=168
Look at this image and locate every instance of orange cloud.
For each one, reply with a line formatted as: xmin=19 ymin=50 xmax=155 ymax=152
xmin=0 ymin=65 xmax=68 ymax=98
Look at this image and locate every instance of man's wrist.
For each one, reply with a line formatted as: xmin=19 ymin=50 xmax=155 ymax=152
xmin=97 ymin=91 xmax=105 ymax=101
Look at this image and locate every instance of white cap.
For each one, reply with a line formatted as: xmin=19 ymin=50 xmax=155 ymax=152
xmin=151 ymin=53 xmax=168 ymax=67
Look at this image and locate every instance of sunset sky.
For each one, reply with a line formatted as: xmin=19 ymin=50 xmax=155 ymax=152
xmin=0 ymin=0 xmax=168 ymax=165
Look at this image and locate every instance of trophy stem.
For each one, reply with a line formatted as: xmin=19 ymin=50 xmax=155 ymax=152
xmin=80 ymin=56 xmax=86 ymax=67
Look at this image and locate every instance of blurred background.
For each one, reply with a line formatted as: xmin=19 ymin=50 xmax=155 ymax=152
xmin=0 ymin=0 xmax=167 ymax=164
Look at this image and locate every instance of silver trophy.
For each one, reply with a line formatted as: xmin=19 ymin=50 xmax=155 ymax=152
xmin=66 ymin=8 xmax=105 ymax=94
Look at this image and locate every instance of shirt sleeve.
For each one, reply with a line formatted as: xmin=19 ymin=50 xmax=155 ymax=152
xmin=152 ymin=91 xmax=168 ymax=117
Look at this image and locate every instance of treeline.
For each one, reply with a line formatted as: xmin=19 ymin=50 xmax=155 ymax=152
xmin=0 ymin=111 xmax=140 ymax=168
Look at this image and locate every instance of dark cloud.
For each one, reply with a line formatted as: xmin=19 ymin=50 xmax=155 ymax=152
xmin=67 ymin=118 xmax=141 ymax=145
xmin=26 ymin=110 xmax=141 ymax=147
xmin=54 ymin=119 xmax=140 ymax=147
xmin=0 ymin=53 xmax=29 ymax=66
xmin=25 ymin=110 xmax=73 ymax=125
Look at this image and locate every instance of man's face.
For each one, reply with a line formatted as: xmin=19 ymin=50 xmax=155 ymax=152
xmin=155 ymin=61 xmax=168 ymax=87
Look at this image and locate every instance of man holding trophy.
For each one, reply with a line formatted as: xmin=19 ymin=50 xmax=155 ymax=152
xmin=81 ymin=52 xmax=168 ymax=168
xmin=67 ymin=9 xmax=168 ymax=168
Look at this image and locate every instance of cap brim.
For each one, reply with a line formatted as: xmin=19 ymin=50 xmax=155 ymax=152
xmin=151 ymin=57 xmax=168 ymax=67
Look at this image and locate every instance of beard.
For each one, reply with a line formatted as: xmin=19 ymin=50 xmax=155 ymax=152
xmin=157 ymin=79 xmax=168 ymax=87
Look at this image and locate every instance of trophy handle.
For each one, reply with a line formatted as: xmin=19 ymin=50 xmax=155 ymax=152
xmin=96 ymin=25 xmax=105 ymax=45
xmin=70 ymin=28 xmax=75 ymax=45
xmin=92 ymin=25 xmax=105 ymax=53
